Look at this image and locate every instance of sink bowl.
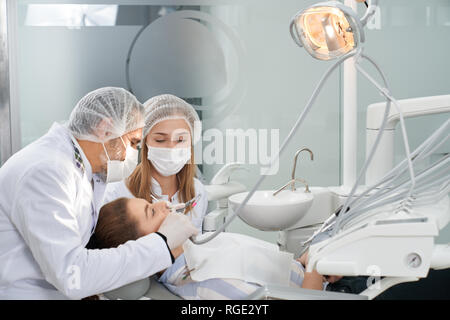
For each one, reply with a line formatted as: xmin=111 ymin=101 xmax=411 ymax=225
xmin=228 ymin=190 xmax=314 ymax=231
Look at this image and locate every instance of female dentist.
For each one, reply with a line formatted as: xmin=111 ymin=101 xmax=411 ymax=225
xmin=0 ymin=88 xmax=198 ymax=299
xmin=104 ymin=94 xmax=208 ymax=235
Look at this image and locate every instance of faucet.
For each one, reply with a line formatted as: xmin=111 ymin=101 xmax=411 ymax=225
xmin=291 ymin=148 xmax=314 ymax=191
xmin=272 ymin=147 xmax=314 ymax=196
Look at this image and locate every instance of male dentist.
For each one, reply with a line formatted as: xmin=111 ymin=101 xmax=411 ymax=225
xmin=0 ymin=87 xmax=197 ymax=299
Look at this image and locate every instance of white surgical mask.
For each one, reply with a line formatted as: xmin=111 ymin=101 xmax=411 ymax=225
xmin=147 ymin=146 xmax=191 ymax=177
xmin=103 ymin=137 xmax=138 ymax=183
xmin=123 ymin=145 xmax=139 ymax=178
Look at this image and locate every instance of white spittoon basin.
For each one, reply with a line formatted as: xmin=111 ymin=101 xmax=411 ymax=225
xmin=228 ymin=190 xmax=314 ymax=231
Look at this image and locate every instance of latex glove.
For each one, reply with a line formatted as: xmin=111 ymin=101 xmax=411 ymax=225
xmin=157 ymin=212 xmax=199 ymax=250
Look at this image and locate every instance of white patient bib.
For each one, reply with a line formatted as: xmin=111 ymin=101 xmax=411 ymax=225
xmin=182 ymin=232 xmax=294 ymax=286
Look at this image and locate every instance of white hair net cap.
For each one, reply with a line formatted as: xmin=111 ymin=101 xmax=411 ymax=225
xmin=143 ymin=94 xmax=201 ymax=144
xmin=68 ymin=87 xmax=145 ymax=143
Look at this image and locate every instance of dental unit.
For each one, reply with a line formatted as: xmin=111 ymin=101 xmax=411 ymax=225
xmin=107 ymin=0 xmax=450 ymax=300
xmin=190 ymin=0 xmax=450 ymax=300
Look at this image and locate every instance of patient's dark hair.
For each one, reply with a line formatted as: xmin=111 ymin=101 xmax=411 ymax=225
xmin=88 ymin=197 xmax=139 ymax=249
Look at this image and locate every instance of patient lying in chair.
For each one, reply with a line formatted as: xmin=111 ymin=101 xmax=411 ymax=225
xmin=92 ymin=197 xmax=339 ymax=299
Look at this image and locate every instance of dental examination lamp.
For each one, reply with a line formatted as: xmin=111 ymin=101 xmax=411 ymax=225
xmin=191 ymin=0 xmax=392 ymax=245
xmin=289 ymin=0 xmax=376 ymax=61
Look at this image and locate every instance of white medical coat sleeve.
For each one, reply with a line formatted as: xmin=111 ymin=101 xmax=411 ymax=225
xmin=10 ymin=163 xmax=172 ymax=299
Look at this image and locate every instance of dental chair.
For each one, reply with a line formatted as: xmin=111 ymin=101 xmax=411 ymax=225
xmin=104 ymin=108 xmax=450 ymax=300
xmin=102 ymin=163 xmax=368 ymax=300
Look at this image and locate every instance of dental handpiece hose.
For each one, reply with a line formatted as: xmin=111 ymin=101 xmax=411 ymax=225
xmin=342 ymin=119 xmax=449 ymax=216
xmin=332 ymin=53 xmax=416 ymax=235
xmin=285 ymin=52 xmax=399 ymax=254
xmin=192 ymin=53 xmax=414 ymax=245
xmin=190 ymin=50 xmax=359 ymax=245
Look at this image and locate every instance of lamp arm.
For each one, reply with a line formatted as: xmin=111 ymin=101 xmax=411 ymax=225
xmin=359 ymin=0 xmax=379 ymax=27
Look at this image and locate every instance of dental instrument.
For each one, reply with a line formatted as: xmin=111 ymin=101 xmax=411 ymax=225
xmin=152 ymin=193 xmax=200 ymax=214
xmin=299 ymin=119 xmax=449 ymax=257
xmin=341 ymin=119 xmax=449 ymax=218
xmin=175 ymin=194 xmax=201 ymax=213
xmin=300 ymin=119 xmax=450 ymax=299
xmin=336 ymin=134 xmax=450 ymax=231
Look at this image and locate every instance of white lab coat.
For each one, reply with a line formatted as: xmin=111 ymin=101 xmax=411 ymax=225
xmin=0 ymin=123 xmax=172 ymax=299
xmin=103 ymin=177 xmax=208 ymax=233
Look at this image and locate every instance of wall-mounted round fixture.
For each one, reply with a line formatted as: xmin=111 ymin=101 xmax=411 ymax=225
xmin=126 ymin=9 xmax=246 ymax=123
